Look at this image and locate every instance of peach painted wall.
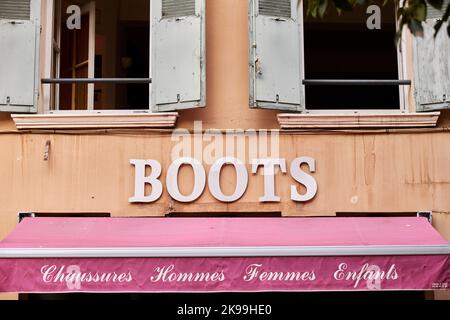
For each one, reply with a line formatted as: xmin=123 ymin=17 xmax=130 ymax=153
xmin=0 ymin=0 xmax=449 ymax=300
xmin=0 ymin=0 xmax=447 ymax=261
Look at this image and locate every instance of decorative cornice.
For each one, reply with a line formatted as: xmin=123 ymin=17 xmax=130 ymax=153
xmin=277 ymin=112 xmax=441 ymax=129
xmin=12 ymin=113 xmax=179 ymax=130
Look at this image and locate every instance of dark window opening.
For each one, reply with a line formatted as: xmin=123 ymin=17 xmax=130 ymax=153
xmin=55 ymin=0 xmax=150 ymax=110
xmin=18 ymin=212 xmax=110 ymax=223
xmin=165 ymin=212 xmax=282 ymax=218
xmin=335 ymin=212 xmax=418 ymax=218
xmin=21 ymin=291 xmax=430 ymax=301
xmin=115 ymin=22 xmax=150 ymax=110
xmin=303 ymin=2 xmax=400 ymax=110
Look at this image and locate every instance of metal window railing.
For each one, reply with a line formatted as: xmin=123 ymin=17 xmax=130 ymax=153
xmin=42 ymin=78 xmax=410 ymax=86
xmin=302 ymin=79 xmax=411 ymax=86
xmin=41 ymin=78 xmax=152 ymax=84
xmin=42 ymin=79 xmax=410 ymax=85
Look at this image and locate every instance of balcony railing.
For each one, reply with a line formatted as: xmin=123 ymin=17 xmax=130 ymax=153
xmin=41 ymin=78 xmax=152 ymax=84
xmin=302 ymin=80 xmax=411 ymax=86
xmin=42 ymin=78 xmax=409 ymax=86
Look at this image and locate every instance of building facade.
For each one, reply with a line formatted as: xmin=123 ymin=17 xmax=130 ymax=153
xmin=0 ymin=0 xmax=449 ymax=300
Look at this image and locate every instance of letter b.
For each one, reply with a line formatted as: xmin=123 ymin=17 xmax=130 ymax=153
xmin=129 ymin=160 xmax=163 ymax=203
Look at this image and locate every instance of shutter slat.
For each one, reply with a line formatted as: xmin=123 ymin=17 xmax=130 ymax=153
xmin=0 ymin=0 xmax=30 ymax=20
xmin=414 ymin=19 xmax=450 ymax=112
xmin=162 ymin=0 xmax=195 ymax=18
xmin=259 ymin=0 xmax=291 ymax=18
xmin=427 ymin=0 xmax=449 ymax=20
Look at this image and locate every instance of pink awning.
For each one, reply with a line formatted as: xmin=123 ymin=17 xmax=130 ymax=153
xmin=0 ymin=217 xmax=448 ymax=293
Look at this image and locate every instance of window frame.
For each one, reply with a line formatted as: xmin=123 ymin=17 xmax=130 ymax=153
xmin=42 ymin=0 xmax=152 ymax=116
xmin=42 ymin=0 xmax=155 ymax=114
xmin=42 ymin=0 xmax=205 ymax=114
xmin=249 ymin=0 xmax=412 ymax=115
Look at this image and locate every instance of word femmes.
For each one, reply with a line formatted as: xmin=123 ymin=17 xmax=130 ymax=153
xmin=129 ymin=157 xmax=317 ymax=203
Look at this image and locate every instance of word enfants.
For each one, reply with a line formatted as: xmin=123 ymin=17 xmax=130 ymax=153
xmin=129 ymin=157 xmax=317 ymax=203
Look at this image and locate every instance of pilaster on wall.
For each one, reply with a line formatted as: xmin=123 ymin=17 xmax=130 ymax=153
xmin=0 ymin=293 xmax=18 ymax=300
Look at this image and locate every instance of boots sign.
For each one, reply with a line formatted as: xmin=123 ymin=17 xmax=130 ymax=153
xmin=129 ymin=157 xmax=317 ymax=204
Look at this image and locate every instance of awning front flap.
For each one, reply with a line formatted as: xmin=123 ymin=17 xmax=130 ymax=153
xmin=0 ymin=217 xmax=448 ymax=293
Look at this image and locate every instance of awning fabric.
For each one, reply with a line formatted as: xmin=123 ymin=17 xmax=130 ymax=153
xmin=0 ymin=217 xmax=448 ymax=293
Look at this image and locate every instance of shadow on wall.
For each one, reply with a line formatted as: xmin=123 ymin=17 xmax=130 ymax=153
xmin=21 ymin=291 xmax=430 ymax=301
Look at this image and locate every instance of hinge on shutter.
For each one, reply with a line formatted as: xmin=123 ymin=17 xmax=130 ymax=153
xmin=272 ymin=17 xmax=287 ymax=22
xmin=255 ymin=57 xmax=262 ymax=75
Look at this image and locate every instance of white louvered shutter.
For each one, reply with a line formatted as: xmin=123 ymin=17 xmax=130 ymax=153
xmin=249 ymin=0 xmax=304 ymax=111
xmin=413 ymin=1 xmax=450 ymax=111
xmin=151 ymin=0 xmax=206 ymax=112
xmin=0 ymin=0 xmax=40 ymax=113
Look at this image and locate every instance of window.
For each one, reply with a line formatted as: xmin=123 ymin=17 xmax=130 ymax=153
xmin=54 ymin=0 xmax=98 ymax=110
xmin=46 ymin=0 xmax=206 ymax=112
xmin=249 ymin=0 xmax=450 ymax=113
xmin=303 ymin=3 xmax=400 ymax=110
xmin=45 ymin=0 xmax=206 ymax=112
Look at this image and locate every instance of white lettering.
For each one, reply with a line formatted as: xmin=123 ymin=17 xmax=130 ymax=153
xmin=334 ymin=263 xmax=399 ymax=288
xmin=252 ymin=159 xmax=287 ymax=202
xmin=129 ymin=157 xmax=318 ymax=204
xmin=166 ymin=157 xmax=206 ymax=202
xmin=40 ymin=265 xmax=133 ymax=286
xmin=129 ymin=160 xmax=163 ymax=203
xmin=290 ymin=157 xmax=318 ymax=202
xmin=209 ymin=157 xmax=248 ymax=202
xmin=243 ymin=264 xmax=316 ymax=282
xmin=150 ymin=265 xmax=225 ymax=283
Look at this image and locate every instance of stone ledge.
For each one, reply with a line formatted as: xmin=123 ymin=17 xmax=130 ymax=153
xmin=278 ymin=112 xmax=441 ymax=129
xmin=12 ymin=112 xmax=179 ymax=130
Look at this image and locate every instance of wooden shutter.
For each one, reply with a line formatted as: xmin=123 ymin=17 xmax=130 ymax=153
xmin=249 ymin=0 xmax=304 ymax=111
xmin=0 ymin=0 xmax=39 ymax=113
xmin=413 ymin=1 xmax=450 ymax=111
xmin=151 ymin=0 xmax=206 ymax=112
xmin=427 ymin=0 xmax=449 ymax=19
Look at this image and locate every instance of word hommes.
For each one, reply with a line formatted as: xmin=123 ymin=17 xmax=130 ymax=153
xmin=129 ymin=157 xmax=317 ymax=204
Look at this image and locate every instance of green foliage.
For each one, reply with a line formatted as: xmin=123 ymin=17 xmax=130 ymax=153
xmin=304 ymin=0 xmax=450 ymax=38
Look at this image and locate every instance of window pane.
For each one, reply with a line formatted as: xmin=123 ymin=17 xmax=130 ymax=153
xmin=303 ymin=2 xmax=400 ymax=110
xmin=55 ymin=0 xmax=150 ymax=110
